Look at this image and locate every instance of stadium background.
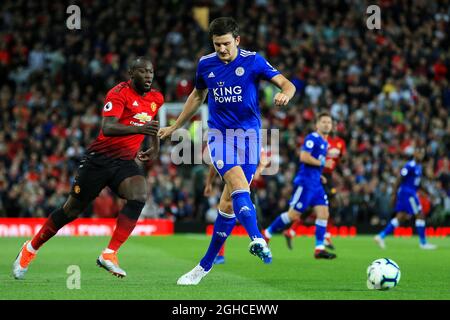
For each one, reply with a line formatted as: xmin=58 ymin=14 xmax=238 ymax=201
xmin=0 ymin=0 xmax=449 ymax=235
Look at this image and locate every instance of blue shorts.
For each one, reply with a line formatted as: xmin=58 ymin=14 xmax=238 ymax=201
xmin=395 ymin=189 xmax=422 ymax=215
xmin=207 ymin=129 xmax=260 ymax=184
xmin=289 ymin=183 xmax=329 ymax=213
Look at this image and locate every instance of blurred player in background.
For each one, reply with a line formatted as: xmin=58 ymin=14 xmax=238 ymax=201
xmin=204 ymin=149 xmax=271 ymax=265
xmin=159 ymin=17 xmax=296 ymax=285
xmin=374 ymin=147 xmax=437 ymax=250
xmin=13 ymin=57 xmax=163 ymax=279
xmin=282 ymin=122 xmax=346 ymax=250
xmin=262 ymin=112 xmax=337 ymax=259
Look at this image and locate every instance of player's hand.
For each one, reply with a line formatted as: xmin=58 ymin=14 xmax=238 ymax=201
xmin=320 ymin=175 xmax=327 ymax=184
xmin=204 ymin=183 xmax=213 ymax=197
xmin=158 ymin=125 xmax=176 ymax=140
xmin=324 ymin=159 xmax=334 ymax=169
xmin=274 ymin=92 xmax=290 ymax=106
xmin=260 ymin=149 xmax=271 ymax=168
xmin=138 ymin=120 xmax=159 ymax=136
xmin=137 ymin=148 xmax=157 ymax=162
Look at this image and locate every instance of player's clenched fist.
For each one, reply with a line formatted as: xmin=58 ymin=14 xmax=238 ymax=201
xmin=273 ymin=92 xmax=290 ymax=106
xmin=138 ymin=120 xmax=159 ymax=135
xmin=158 ymin=125 xmax=176 ymax=139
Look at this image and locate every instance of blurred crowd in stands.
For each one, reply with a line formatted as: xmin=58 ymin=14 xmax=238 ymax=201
xmin=0 ymin=0 xmax=449 ymax=227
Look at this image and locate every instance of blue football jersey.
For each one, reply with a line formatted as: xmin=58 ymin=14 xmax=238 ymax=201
xmin=293 ymin=132 xmax=328 ymax=187
xmin=399 ymin=160 xmax=422 ymax=192
xmin=195 ymin=49 xmax=280 ymax=132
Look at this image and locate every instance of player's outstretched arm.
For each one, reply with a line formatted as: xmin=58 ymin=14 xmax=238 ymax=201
xmin=102 ymin=116 xmax=159 ymax=136
xmin=269 ymin=74 xmax=296 ymax=106
xmin=158 ymin=88 xmax=208 ymax=139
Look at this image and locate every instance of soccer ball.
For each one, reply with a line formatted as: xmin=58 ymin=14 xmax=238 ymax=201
xmin=366 ymin=258 xmax=401 ymax=290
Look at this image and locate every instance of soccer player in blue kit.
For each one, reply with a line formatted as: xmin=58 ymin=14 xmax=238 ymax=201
xmin=159 ymin=17 xmax=296 ymax=285
xmin=374 ymin=147 xmax=437 ymax=250
xmin=262 ymin=112 xmax=337 ymax=259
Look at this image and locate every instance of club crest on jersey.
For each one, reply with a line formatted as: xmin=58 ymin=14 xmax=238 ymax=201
xmin=133 ymin=112 xmax=152 ymax=123
xmin=216 ymin=160 xmax=224 ymax=169
xmin=151 ymin=102 xmax=157 ymax=112
xmin=235 ymin=67 xmax=245 ymax=76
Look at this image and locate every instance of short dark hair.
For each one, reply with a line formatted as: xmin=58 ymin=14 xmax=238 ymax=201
xmin=209 ymin=17 xmax=240 ymax=39
xmin=316 ymin=111 xmax=332 ymax=122
xmin=129 ymin=56 xmax=152 ymax=71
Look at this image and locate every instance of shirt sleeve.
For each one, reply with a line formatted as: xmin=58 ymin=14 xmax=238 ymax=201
xmin=400 ymin=166 xmax=409 ymax=177
xmin=102 ymin=90 xmax=126 ymax=118
xmin=254 ymin=53 xmax=281 ymax=81
xmin=302 ymin=135 xmax=315 ymax=153
xmin=194 ymin=60 xmax=207 ymax=90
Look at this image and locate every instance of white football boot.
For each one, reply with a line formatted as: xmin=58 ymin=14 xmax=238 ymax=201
xmin=12 ymin=240 xmax=37 ymax=280
xmin=177 ymin=264 xmax=210 ymax=285
xmin=419 ymin=243 xmax=437 ymax=250
xmin=374 ymin=235 xmax=386 ymax=249
xmin=97 ymin=250 xmax=127 ymax=278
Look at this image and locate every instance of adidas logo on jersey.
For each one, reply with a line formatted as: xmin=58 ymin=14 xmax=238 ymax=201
xmin=133 ymin=101 xmax=139 ymax=107
xmin=208 ymin=72 xmax=215 ymax=78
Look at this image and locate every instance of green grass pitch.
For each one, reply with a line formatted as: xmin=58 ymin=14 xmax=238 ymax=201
xmin=1 ymin=235 xmax=449 ymax=300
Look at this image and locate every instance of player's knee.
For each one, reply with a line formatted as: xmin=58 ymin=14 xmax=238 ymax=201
xmin=219 ymin=201 xmax=233 ymax=215
xmin=396 ymin=212 xmax=407 ymax=222
xmin=121 ymin=199 xmax=145 ymax=220
xmin=288 ymin=209 xmax=300 ymax=221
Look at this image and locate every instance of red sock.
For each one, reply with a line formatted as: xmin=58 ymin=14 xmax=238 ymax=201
xmin=107 ymin=214 xmax=138 ymax=251
xmin=218 ymin=243 xmax=225 ymax=257
xmin=31 ymin=218 xmax=58 ymax=250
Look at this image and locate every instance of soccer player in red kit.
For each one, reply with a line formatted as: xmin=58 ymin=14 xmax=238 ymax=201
xmin=283 ymin=128 xmax=346 ymax=250
xmin=13 ymin=57 xmax=163 ymax=279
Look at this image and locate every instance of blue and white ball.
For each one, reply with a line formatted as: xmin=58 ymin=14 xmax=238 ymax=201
xmin=367 ymin=258 xmax=401 ymax=290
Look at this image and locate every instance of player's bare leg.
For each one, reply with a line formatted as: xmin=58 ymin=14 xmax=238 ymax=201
xmin=97 ymin=175 xmax=147 ymax=278
xmin=13 ymin=196 xmax=87 ymax=279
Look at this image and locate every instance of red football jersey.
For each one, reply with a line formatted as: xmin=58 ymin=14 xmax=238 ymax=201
xmin=88 ymin=81 xmax=164 ymax=160
xmin=323 ymin=135 xmax=346 ymax=174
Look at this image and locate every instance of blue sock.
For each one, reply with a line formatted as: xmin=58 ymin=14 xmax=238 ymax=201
xmin=379 ymin=218 xmax=399 ymax=239
xmin=266 ymin=212 xmax=291 ymax=237
xmin=231 ymin=190 xmax=263 ymax=241
xmin=315 ymin=219 xmax=327 ymax=250
xmin=200 ymin=211 xmax=236 ymax=271
xmin=415 ymin=219 xmax=426 ymax=245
